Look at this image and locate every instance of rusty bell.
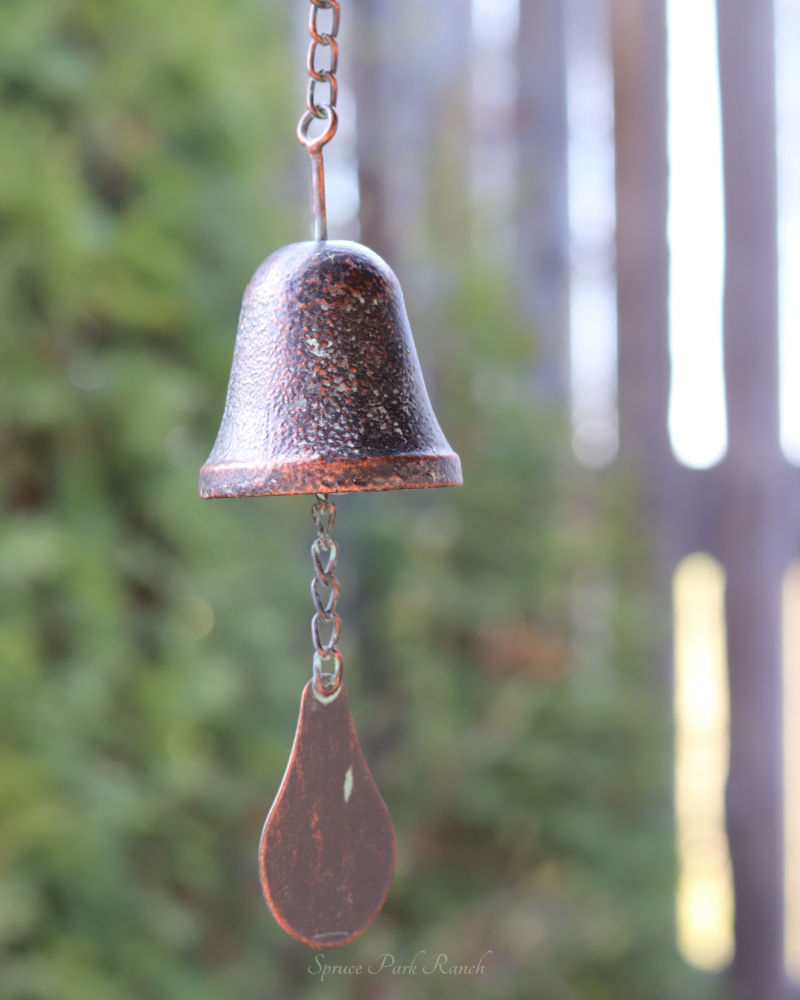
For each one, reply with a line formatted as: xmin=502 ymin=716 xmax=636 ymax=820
xmin=199 ymin=240 xmax=462 ymax=497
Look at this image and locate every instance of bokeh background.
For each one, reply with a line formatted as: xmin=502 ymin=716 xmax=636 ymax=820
xmin=1 ymin=1 xmax=796 ymax=998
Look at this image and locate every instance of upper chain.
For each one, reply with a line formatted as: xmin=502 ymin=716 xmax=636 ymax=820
xmin=297 ymin=0 xmax=341 ymax=156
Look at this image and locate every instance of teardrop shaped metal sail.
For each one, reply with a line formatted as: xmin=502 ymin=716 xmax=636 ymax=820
xmin=259 ymin=680 xmax=396 ymax=948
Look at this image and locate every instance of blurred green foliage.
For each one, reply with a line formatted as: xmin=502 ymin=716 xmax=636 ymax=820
xmin=0 ymin=2 xmax=717 ymax=998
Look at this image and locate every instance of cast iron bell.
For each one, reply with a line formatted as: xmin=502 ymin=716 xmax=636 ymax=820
xmin=199 ymin=240 xmax=462 ymax=497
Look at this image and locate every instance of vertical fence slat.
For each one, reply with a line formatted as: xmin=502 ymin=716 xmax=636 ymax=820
xmin=517 ymin=0 xmax=570 ymax=403
xmin=716 ymin=1 xmax=785 ymax=996
xmin=611 ymin=0 xmax=677 ymax=652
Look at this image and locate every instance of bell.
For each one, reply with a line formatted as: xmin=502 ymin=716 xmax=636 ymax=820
xmin=199 ymin=240 xmax=462 ymax=497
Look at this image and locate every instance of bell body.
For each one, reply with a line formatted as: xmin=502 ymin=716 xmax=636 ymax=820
xmin=199 ymin=240 xmax=461 ymax=497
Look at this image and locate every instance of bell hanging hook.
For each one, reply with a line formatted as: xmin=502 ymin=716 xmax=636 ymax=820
xmin=297 ymin=0 xmax=341 ymax=241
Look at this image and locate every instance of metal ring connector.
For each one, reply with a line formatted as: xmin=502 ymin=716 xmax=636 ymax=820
xmin=307 ymin=74 xmax=339 ymax=119
xmin=312 ymin=612 xmax=342 ymax=658
xmin=309 ymin=0 xmax=340 ymax=42
xmin=311 ymin=574 xmax=340 ymax=616
xmin=313 ymin=649 xmax=343 ymax=699
xmin=307 ymin=41 xmax=339 ymax=81
xmin=297 ymin=107 xmax=338 ymax=156
xmin=311 ymin=536 xmax=338 ymax=583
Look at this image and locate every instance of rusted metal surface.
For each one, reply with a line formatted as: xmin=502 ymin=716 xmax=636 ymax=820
xmin=259 ymin=679 xmax=396 ymax=948
xmin=199 ymin=240 xmax=462 ymax=497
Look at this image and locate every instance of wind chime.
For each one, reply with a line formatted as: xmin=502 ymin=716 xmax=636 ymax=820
xmin=199 ymin=0 xmax=462 ymax=948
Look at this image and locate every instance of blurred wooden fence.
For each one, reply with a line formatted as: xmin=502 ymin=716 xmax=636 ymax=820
xmin=615 ymin=3 xmax=786 ymax=998
xmin=351 ymin=1 xmax=790 ymax=998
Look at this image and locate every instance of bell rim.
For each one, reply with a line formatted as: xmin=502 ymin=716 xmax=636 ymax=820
xmin=199 ymin=452 xmax=463 ymax=498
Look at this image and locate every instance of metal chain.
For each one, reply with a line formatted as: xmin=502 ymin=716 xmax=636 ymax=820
xmin=310 ymin=493 xmax=343 ymax=697
xmin=297 ymin=0 xmax=341 ymax=242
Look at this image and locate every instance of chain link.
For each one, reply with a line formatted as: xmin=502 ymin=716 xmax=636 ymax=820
xmin=297 ymin=0 xmax=340 ymax=155
xmin=310 ymin=493 xmax=343 ymax=696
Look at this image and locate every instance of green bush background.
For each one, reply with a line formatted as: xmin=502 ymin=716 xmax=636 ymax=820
xmin=0 ymin=2 xmax=717 ymax=998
